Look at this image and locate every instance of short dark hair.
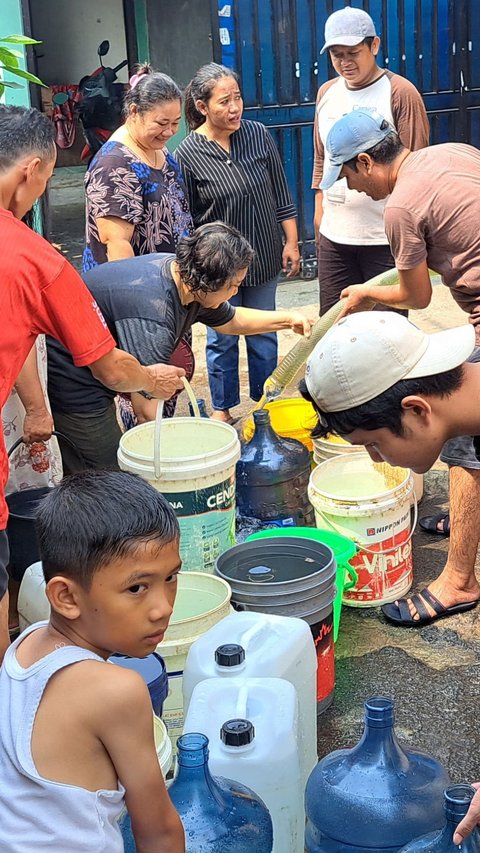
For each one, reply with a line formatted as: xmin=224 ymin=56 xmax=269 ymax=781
xmin=0 ymin=105 xmax=55 ymax=172
xmin=343 ymin=127 xmax=404 ymax=172
xmin=36 ymin=470 xmax=180 ymax=589
xmin=176 ymin=222 xmax=254 ymax=293
xmin=123 ymin=64 xmax=182 ymax=117
xmin=184 ymin=62 xmax=240 ymax=131
xmin=299 ymin=366 xmax=464 ymax=439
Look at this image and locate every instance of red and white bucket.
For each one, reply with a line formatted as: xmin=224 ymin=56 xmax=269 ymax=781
xmin=308 ymin=452 xmax=416 ymax=607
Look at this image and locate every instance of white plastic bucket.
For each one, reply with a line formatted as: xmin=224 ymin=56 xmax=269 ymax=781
xmin=308 ymin=453 xmax=415 ymax=607
xmin=159 ymin=571 xmax=232 ymax=751
xmin=118 ymin=418 xmax=241 ymax=573
xmin=312 ymin=434 xmax=424 ymax=503
xmin=153 ymin=714 xmax=173 ymax=777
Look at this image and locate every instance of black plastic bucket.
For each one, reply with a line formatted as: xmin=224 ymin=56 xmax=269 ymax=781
xmin=6 ymin=433 xmax=81 ymax=582
xmin=215 ymin=537 xmax=337 ymax=713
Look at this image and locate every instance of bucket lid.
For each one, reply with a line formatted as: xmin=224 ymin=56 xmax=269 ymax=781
xmin=221 ymin=719 xmax=254 ymax=747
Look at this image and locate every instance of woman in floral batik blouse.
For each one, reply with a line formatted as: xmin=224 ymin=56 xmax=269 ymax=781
xmin=82 ymin=65 xmax=193 ymax=271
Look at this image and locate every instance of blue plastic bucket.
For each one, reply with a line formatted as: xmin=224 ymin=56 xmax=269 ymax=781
xmin=109 ymin=652 xmax=169 ymax=717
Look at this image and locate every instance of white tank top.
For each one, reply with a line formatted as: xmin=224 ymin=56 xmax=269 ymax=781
xmin=0 ymin=621 xmax=125 ymax=852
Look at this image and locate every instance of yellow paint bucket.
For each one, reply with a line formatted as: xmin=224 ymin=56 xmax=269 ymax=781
xmin=244 ymin=398 xmax=317 ymax=452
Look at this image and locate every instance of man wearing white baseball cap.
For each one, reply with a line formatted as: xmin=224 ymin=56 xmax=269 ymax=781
xmin=302 ymin=309 xmax=480 ymax=843
xmin=301 ymin=311 xmax=480 ymax=625
xmin=312 ymin=6 xmax=428 ymax=315
xmin=319 ymin=104 xmax=480 ymax=623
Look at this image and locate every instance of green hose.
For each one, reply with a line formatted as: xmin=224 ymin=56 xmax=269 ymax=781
xmin=259 ymin=266 xmax=404 ymax=406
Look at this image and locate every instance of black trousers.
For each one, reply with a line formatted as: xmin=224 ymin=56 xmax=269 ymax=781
xmin=317 ymin=233 xmax=407 ymax=318
xmin=53 ymin=403 xmax=121 ymax=474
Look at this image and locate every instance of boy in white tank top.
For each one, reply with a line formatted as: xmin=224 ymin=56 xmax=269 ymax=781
xmin=0 ymin=469 xmax=185 ymax=853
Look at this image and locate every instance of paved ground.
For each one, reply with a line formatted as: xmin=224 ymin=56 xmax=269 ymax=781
xmin=49 ymin=166 xmax=480 ymax=781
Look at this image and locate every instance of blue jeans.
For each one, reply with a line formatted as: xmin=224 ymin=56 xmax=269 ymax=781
xmin=206 ymin=276 xmax=279 ymax=410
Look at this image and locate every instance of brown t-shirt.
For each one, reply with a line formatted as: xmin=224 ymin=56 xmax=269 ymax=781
xmin=385 ymin=143 xmax=480 ymax=316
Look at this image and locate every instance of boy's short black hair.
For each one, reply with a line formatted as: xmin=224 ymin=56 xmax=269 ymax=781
xmin=299 ymin=366 xmax=464 ymax=439
xmin=35 ymin=470 xmax=180 ymax=589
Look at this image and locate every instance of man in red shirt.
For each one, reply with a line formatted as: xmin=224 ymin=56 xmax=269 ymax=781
xmin=0 ymin=105 xmax=185 ymax=661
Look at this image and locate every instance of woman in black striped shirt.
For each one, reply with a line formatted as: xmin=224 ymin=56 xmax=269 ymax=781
xmin=176 ymin=63 xmax=300 ymax=424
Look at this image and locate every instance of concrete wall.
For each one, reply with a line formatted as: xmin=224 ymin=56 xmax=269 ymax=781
xmin=146 ymin=0 xmax=213 ymax=89
xmin=29 ymin=0 xmax=128 ymax=85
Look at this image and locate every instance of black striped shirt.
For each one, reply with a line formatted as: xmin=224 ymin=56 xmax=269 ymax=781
xmin=175 ymin=120 xmax=296 ymax=287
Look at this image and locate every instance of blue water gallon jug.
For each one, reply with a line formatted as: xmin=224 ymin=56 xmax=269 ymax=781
xmin=120 ymin=732 xmax=273 ymax=852
xmin=305 ymin=696 xmax=450 ymax=853
xmin=108 ymin=652 xmax=168 ymax=717
xmin=399 ymin=785 xmax=480 ymax=852
xmin=236 ymin=409 xmax=315 ymax=527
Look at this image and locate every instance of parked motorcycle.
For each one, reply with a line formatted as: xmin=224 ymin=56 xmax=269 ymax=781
xmin=75 ymin=39 xmax=128 ymax=162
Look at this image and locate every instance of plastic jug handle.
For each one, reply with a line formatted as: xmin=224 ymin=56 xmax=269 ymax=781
xmin=235 ymin=684 xmax=249 ymax=719
xmin=240 ymin=620 xmax=271 ymax=652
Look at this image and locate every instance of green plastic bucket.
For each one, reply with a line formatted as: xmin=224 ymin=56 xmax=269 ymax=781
xmin=246 ymin=528 xmax=357 ymax=641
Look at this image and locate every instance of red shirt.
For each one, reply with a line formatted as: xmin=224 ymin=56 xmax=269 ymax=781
xmin=0 ymin=209 xmax=115 ymax=528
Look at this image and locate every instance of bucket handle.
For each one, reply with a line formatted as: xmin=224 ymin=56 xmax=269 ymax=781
xmin=315 ymin=481 xmax=418 ymax=556
xmin=343 ymin=564 xmax=358 ymax=592
xmin=7 ymin=430 xmax=87 ymax=466
xmin=153 ymin=378 xmax=201 ymax=479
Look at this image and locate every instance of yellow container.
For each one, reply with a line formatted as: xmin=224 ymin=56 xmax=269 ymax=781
xmin=244 ymin=398 xmax=317 ymax=452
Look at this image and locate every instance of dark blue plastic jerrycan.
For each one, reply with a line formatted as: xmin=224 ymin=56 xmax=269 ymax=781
xmin=305 ymin=696 xmax=450 ymax=852
xmin=236 ymin=408 xmax=315 ymax=527
xmin=399 ymin=784 xmax=480 ymax=852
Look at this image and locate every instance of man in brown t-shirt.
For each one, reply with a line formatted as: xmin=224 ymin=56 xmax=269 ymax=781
xmin=312 ymin=5 xmax=429 ymax=315
xmin=317 ymin=106 xmax=480 ymax=628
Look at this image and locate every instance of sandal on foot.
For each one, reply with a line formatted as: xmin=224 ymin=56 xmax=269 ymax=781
xmin=382 ymin=586 xmax=478 ymax=627
xmin=419 ymin=512 xmax=450 ymax=536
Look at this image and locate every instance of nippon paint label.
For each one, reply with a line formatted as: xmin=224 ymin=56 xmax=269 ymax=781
xmin=167 ymin=474 xmax=236 ymax=573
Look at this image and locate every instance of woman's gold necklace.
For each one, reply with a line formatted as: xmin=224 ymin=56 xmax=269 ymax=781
xmin=124 ymin=128 xmax=162 ymax=169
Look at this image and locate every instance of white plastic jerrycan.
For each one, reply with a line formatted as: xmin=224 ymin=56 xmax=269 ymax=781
xmin=183 ymin=676 xmax=304 ymax=853
xmin=183 ymin=610 xmax=317 ymax=786
xmin=18 ymin=562 xmax=50 ymax=632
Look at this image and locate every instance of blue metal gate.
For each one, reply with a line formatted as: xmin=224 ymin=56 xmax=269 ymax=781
xmin=211 ymin=0 xmax=480 ymax=275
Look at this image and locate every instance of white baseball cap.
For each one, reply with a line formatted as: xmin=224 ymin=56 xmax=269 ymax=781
xmin=305 ymin=312 xmax=475 ymax=413
xmin=320 ymin=6 xmax=377 ymax=54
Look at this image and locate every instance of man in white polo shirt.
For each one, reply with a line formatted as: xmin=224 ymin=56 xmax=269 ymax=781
xmin=312 ymin=6 xmax=429 ymax=315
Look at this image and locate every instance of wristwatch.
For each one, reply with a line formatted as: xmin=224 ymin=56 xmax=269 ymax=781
xmin=138 ymin=389 xmax=155 ymax=400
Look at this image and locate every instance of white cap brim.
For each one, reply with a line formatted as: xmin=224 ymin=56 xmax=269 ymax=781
xmin=405 ymin=324 xmax=475 ymax=381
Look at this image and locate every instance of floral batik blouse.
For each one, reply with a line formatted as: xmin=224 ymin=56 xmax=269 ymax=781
xmin=82 ymin=140 xmax=193 ymax=271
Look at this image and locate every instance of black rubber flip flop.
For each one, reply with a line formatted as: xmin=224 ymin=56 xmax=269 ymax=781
xmin=419 ymin=512 xmax=450 ymax=537
xmin=382 ymin=586 xmax=478 ymax=628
